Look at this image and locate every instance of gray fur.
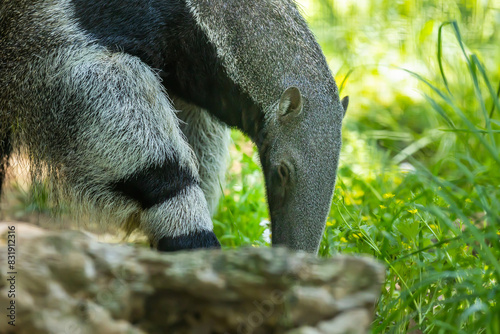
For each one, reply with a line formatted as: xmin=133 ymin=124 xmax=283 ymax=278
xmin=142 ymin=186 xmax=213 ymax=244
xmin=185 ymin=0 xmax=339 ymax=108
xmin=0 ymin=0 xmax=213 ymax=245
xmin=173 ymin=97 xmax=230 ymax=215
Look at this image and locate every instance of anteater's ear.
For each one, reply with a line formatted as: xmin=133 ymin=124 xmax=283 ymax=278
xmin=341 ymin=96 xmax=349 ymax=118
xmin=279 ymin=86 xmax=303 ymax=117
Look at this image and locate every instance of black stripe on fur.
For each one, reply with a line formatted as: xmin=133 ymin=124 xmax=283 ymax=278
xmin=157 ymin=230 xmax=221 ymax=252
xmin=0 ymin=129 xmax=12 ymax=198
xmin=111 ymin=159 xmax=197 ymax=209
xmin=72 ymin=0 xmax=263 ymax=138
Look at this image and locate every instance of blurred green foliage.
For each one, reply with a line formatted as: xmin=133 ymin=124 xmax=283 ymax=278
xmin=213 ymin=1 xmax=500 ymax=333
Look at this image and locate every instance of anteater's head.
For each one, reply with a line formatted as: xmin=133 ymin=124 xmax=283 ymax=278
xmin=260 ymin=86 xmax=348 ymax=253
xmin=186 ymin=0 xmax=348 ymax=253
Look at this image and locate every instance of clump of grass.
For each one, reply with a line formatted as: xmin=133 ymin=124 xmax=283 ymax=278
xmin=323 ymin=21 xmax=499 ymax=333
xmin=213 ymin=131 xmax=269 ymax=248
xmin=11 ymin=180 xmax=53 ymax=217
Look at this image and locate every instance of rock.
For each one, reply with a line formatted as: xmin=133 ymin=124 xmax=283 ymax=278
xmin=0 ymin=223 xmax=384 ymax=334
